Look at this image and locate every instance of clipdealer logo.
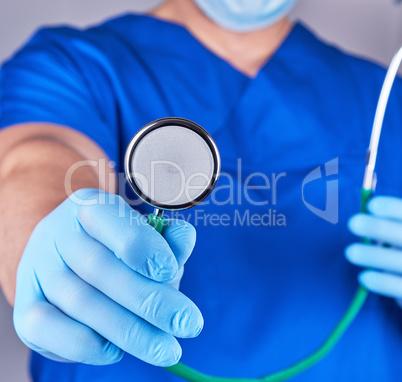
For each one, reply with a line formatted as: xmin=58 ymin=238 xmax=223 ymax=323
xmin=65 ymin=157 xmax=340 ymax=226
xmin=302 ymin=158 xmax=339 ymax=224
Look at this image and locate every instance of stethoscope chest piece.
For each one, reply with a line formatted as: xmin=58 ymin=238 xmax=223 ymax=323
xmin=125 ymin=117 xmax=221 ymax=232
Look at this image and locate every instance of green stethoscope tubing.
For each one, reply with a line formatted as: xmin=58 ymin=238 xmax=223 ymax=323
xmin=146 ymin=46 xmax=402 ymax=382
xmin=148 ymin=189 xmax=371 ymax=382
xmin=166 ymin=287 xmax=369 ymax=382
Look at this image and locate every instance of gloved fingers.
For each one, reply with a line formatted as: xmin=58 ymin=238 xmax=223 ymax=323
xmin=345 ymin=243 xmax=402 ymax=274
xmin=28 ymin=346 xmax=75 ymax=363
xmin=367 ymin=196 xmax=402 ymax=221
xmin=167 ymin=267 xmax=185 ymax=289
xmin=14 ymin=262 xmax=123 ymax=365
xmin=40 ymin=269 xmax=182 ymax=367
xmin=71 ymin=189 xmax=178 ymax=282
xmin=358 ymin=270 xmax=402 ymax=299
xmin=14 ymin=299 xmax=123 ymax=365
xmin=54 ymin=233 xmax=203 ymax=338
xmin=163 ymin=219 xmax=196 ymax=269
xmin=30 ymin=349 xmax=74 ymax=363
xmin=348 ymin=213 xmax=402 ymax=247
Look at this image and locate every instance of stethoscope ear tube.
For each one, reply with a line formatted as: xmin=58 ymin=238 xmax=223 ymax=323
xmin=363 ymin=46 xmax=402 ymax=191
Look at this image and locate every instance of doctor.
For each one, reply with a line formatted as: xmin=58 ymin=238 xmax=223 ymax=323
xmin=0 ymin=0 xmax=402 ymax=381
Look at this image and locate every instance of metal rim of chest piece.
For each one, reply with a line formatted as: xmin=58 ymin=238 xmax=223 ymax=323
xmin=124 ymin=117 xmax=221 ymax=212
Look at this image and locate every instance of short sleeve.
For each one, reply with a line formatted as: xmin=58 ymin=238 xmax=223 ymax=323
xmin=0 ymin=26 xmax=119 ymax=164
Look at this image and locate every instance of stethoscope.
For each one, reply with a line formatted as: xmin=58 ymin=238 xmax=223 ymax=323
xmin=124 ymin=117 xmax=221 ymax=233
xmin=124 ymin=47 xmax=402 ymax=382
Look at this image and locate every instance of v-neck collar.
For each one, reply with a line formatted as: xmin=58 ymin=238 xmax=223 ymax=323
xmin=126 ymin=13 xmax=303 ymax=81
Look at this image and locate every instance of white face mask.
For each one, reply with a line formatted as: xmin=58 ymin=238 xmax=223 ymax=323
xmin=193 ymin=0 xmax=298 ymax=32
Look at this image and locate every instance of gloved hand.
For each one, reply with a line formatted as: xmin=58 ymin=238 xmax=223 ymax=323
xmin=13 ymin=188 xmax=202 ymax=367
xmin=346 ymin=195 xmax=402 ymax=299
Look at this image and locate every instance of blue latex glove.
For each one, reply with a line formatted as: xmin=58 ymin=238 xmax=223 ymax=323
xmin=13 ymin=189 xmax=202 ymax=367
xmin=346 ymin=195 xmax=402 ymax=299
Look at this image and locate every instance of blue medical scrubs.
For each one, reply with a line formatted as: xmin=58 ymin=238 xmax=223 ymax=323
xmin=1 ymin=13 xmax=402 ymax=382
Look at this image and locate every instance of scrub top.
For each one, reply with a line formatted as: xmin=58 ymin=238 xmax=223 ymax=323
xmin=1 ymin=13 xmax=402 ymax=382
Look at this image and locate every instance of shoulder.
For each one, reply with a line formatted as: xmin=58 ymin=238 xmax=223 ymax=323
xmin=1 ymin=13 xmax=159 ymax=96
xmin=13 ymin=13 xmax=144 ymax=58
xmin=289 ymin=23 xmax=390 ymax=84
xmin=4 ymin=13 xmax=167 ymax=71
xmin=290 ymin=22 xmax=402 ymax=112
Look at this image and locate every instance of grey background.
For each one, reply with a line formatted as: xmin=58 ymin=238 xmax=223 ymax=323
xmin=0 ymin=1 xmax=401 ymax=381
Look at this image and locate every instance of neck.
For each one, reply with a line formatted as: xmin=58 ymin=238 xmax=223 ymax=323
xmin=150 ymin=0 xmax=292 ymax=78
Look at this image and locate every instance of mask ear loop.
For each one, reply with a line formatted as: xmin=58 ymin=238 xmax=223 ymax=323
xmin=165 ymin=47 xmax=402 ymax=382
